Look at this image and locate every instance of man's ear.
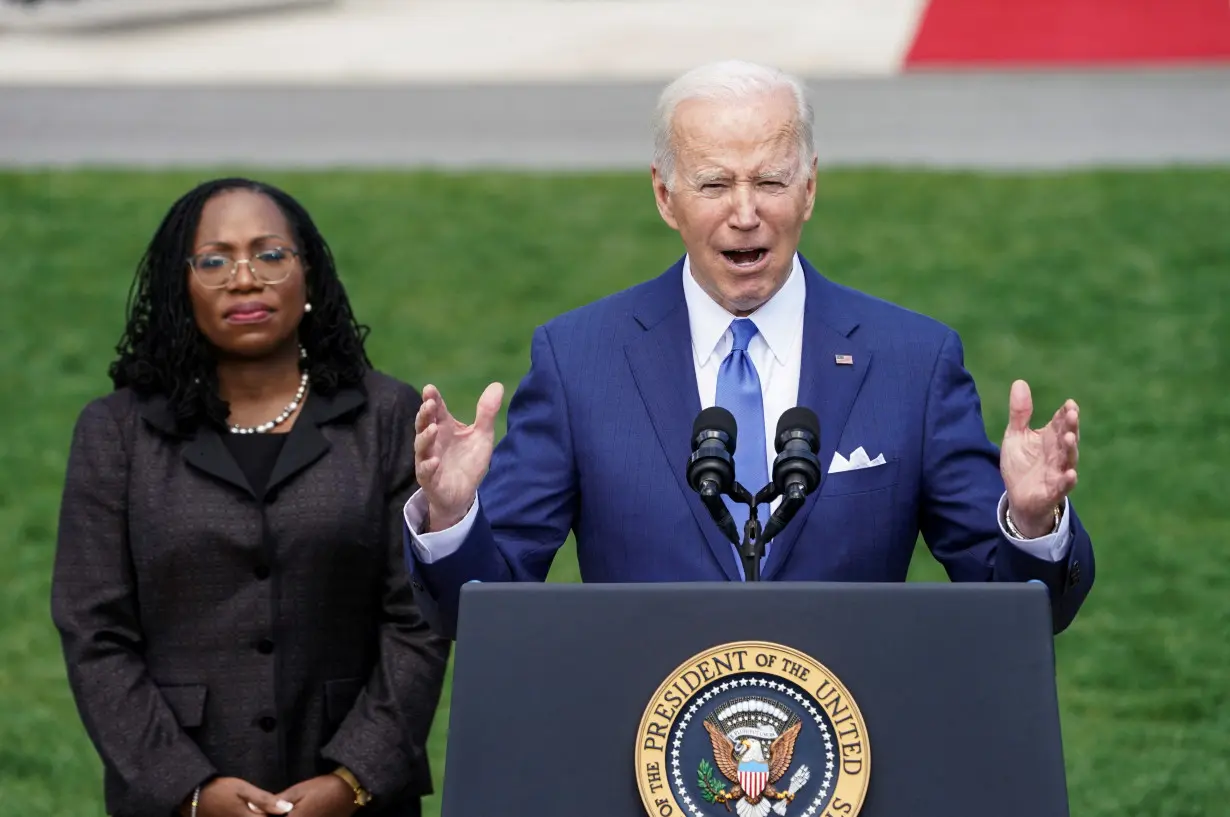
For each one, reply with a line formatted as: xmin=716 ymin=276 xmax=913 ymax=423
xmin=802 ymin=155 xmax=818 ymax=221
xmin=651 ymin=164 xmax=680 ymax=231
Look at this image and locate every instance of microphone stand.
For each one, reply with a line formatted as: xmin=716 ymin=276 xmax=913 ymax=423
xmin=728 ymin=482 xmax=779 ymax=582
xmin=729 ymin=483 xmax=813 ymax=582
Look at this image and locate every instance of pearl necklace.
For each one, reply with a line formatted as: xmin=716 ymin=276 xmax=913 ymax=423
xmin=230 ymin=365 xmax=310 ymax=435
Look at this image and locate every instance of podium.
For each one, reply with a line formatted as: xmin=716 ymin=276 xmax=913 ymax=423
xmin=438 ymin=581 xmax=1069 ymax=817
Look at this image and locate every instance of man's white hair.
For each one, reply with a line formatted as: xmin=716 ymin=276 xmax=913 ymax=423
xmin=652 ymin=60 xmax=815 ymax=191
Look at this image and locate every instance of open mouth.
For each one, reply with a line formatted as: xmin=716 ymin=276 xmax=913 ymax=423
xmin=721 ymin=248 xmax=768 ymax=267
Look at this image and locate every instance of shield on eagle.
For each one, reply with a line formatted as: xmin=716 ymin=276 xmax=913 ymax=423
xmin=702 ymin=698 xmax=806 ymax=810
xmin=738 ymin=754 xmax=770 ymax=800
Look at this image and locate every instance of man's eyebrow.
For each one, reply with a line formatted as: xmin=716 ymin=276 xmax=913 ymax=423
xmin=690 ymin=168 xmax=731 ymax=185
xmin=755 ymin=168 xmax=795 ymax=183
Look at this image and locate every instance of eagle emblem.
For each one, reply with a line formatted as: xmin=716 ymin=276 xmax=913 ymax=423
xmin=636 ymin=643 xmax=869 ymax=817
xmin=698 ymin=698 xmax=812 ymax=817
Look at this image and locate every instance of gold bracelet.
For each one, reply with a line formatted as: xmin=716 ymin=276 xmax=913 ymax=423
xmin=1005 ymin=504 xmax=1061 ymax=539
xmin=332 ymin=766 xmax=372 ymax=807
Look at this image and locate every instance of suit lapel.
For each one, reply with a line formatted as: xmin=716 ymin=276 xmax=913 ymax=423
xmin=263 ymin=416 xmax=330 ymax=499
xmin=762 ymin=259 xmax=872 ymax=580
xmin=137 ymin=396 xmax=259 ymax=499
xmin=624 ymin=264 xmax=743 ymax=581
xmin=263 ymin=385 xmax=366 ymax=498
xmin=143 ymin=384 xmax=367 ymax=501
xmin=182 ymin=425 xmax=256 ymax=498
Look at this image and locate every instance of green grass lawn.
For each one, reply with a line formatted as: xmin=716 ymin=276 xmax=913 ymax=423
xmin=1 ymin=168 xmax=1227 ymax=816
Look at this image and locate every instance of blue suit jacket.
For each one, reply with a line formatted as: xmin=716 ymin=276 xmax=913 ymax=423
xmin=406 ymin=256 xmax=1094 ymax=637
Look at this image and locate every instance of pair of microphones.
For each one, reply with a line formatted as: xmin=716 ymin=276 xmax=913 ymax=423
xmin=685 ymin=406 xmax=823 ymax=581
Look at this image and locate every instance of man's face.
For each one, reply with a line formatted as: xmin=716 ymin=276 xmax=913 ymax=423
xmin=653 ymin=88 xmax=816 ymax=316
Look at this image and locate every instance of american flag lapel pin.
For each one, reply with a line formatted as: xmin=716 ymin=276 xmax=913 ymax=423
xmin=835 ymin=354 xmax=854 ymax=365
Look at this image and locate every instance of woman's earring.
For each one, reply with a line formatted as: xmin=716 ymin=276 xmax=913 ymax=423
xmin=304 ymin=302 xmax=312 ymax=313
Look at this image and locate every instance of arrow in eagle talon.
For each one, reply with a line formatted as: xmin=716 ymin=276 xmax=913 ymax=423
xmin=772 ymin=765 xmax=811 ymax=815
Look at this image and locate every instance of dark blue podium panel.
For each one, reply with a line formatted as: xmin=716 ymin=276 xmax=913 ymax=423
xmin=440 ymin=582 xmax=1068 ymax=817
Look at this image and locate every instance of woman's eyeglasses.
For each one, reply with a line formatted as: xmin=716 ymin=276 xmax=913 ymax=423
xmin=187 ymin=247 xmax=300 ymax=289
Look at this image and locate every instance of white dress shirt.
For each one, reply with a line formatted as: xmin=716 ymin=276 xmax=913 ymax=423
xmin=404 ymin=253 xmax=1071 ymax=565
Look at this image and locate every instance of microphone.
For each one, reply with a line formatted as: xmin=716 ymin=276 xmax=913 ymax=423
xmin=758 ymin=407 xmax=822 ymax=545
xmin=772 ymin=407 xmax=823 ymax=498
xmin=686 ymin=407 xmax=741 ymax=546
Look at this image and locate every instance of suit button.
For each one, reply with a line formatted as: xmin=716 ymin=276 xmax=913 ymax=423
xmin=258 ymin=716 xmax=277 ymax=732
xmin=1069 ymin=563 xmax=1082 ymax=586
xmin=254 ymin=564 xmax=270 ymax=580
xmin=257 ymin=638 xmax=274 ymax=655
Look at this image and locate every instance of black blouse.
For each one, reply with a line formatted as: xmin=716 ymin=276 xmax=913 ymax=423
xmin=221 ymin=432 xmax=288 ymax=498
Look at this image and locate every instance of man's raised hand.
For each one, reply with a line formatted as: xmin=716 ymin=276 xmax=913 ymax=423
xmin=414 ymin=382 xmax=505 ymax=532
xmin=1000 ymin=379 xmax=1080 ymax=538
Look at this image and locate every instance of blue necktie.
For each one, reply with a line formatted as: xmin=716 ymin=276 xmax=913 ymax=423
xmin=716 ymin=318 xmax=770 ymax=579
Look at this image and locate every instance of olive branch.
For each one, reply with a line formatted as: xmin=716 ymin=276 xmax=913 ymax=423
xmin=697 ymin=759 xmax=727 ymax=804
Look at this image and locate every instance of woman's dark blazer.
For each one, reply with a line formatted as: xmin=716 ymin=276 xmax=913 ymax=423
xmin=51 ymin=369 xmax=450 ymax=817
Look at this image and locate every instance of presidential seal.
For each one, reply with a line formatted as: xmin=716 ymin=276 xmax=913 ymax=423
xmin=636 ymin=642 xmax=870 ymax=817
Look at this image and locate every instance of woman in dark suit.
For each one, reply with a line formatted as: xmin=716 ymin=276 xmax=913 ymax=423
xmin=51 ymin=178 xmax=450 ymax=817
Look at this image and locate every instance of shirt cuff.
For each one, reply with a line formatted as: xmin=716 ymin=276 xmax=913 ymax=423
xmin=403 ymin=488 xmax=479 ymax=565
xmin=997 ymin=493 xmax=1072 ymax=563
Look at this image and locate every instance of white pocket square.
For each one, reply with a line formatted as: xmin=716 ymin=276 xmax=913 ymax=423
xmin=829 ymin=446 xmax=887 ymax=473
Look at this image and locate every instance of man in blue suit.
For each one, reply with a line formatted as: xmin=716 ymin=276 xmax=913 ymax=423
xmin=403 ymin=60 xmax=1093 ymax=639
